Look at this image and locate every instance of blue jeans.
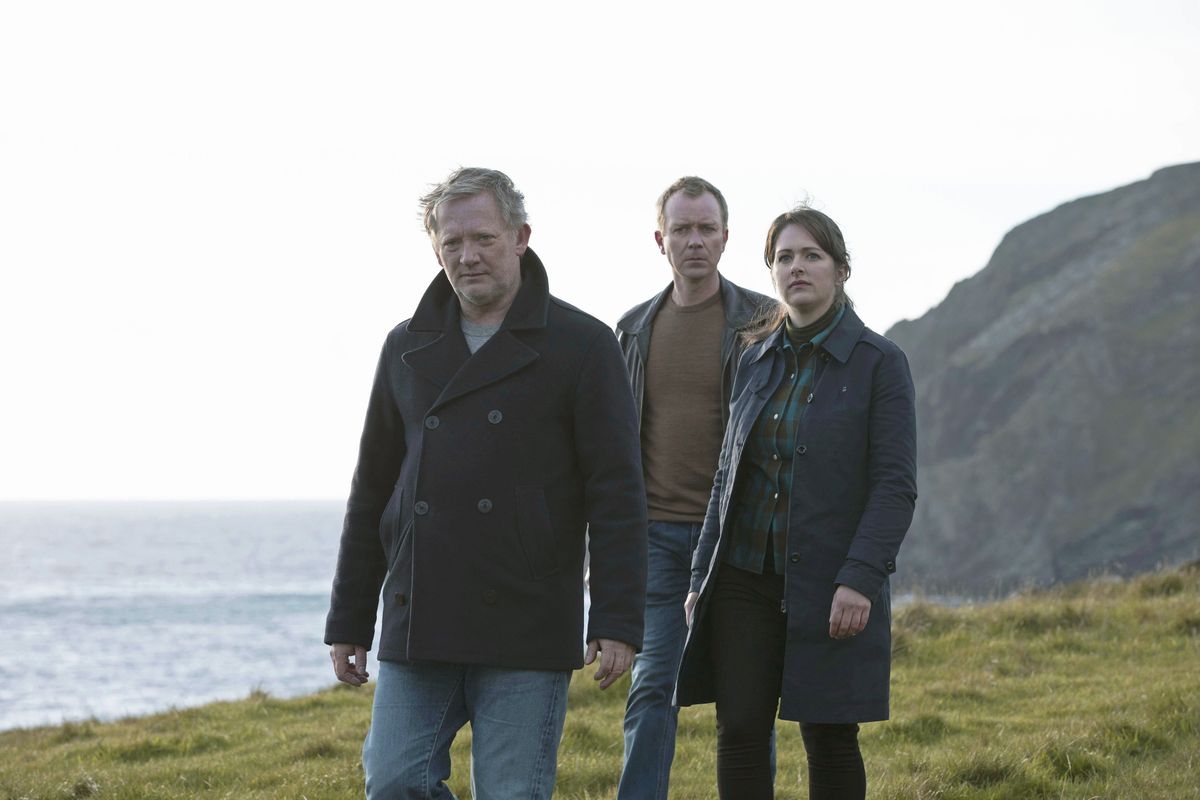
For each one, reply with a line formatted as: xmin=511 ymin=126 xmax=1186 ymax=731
xmin=363 ymin=660 xmax=569 ymax=800
xmin=617 ymin=520 xmax=700 ymax=800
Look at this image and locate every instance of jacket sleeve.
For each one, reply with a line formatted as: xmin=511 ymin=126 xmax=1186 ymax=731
xmin=834 ymin=345 xmax=918 ymax=600
xmin=575 ymin=329 xmax=649 ymax=650
xmin=690 ymin=427 xmax=730 ymax=595
xmin=324 ymin=335 xmax=407 ymax=649
xmin=690 ymin=346 xmax=758 ymax=594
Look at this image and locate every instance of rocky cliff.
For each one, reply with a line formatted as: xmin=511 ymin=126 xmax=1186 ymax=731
xmin=886 ymin=163 xmax=1200 ymax=594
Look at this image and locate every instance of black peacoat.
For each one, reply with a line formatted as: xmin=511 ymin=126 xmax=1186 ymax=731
xmin=325 ymin=249 xmax=648 ymax=671
xmin=676 ymin=306 xmax=917 ymax=722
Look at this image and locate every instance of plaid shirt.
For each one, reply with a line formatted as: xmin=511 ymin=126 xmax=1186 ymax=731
xmin=724 ymin=305 xmax=845 ymax=574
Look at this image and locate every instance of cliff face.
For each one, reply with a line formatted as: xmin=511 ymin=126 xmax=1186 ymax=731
xmin=886 ymin=163 xmax=1200 ymax=593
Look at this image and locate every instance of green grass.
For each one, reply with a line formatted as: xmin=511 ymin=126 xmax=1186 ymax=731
xmin=3 ymin=564 xmax=1199 ymax=799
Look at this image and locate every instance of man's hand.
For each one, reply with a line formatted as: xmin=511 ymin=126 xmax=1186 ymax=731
xmin=330 ymin=643 xmax=370 ymax=686
xmin=828 ymin=585 xmax=871 ymax=639
xmin=684 ymin=591 xmax=700 ymax=626
xmin=584 ymin=638 xmax=635 ymax=690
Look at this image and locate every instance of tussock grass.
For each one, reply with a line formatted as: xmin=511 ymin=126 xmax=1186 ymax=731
xmin=2 ymin=564 xmax=1198 ymax=799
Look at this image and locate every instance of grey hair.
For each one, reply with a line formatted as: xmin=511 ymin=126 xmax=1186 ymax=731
xmin=419 ymin=167 xmax=528 ymax=237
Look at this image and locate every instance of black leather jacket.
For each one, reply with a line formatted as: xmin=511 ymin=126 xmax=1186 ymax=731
xmin=615 ymin=275 xmax=773 ymax=426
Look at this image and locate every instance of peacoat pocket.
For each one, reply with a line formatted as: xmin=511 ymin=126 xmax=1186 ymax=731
xmin=379 ymin=487 xmax=412 ymax=572
xmin=515 ymin=485 xmax=561 ymax=580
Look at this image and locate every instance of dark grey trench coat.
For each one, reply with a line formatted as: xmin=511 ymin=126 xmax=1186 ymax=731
xmin=676 ymin=306 xmax=917 ymax=722
xmin=325 ymin=249 xmax=648 ymax=671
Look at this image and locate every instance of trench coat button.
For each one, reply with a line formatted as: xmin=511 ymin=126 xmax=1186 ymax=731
xmin=393 ymin=593 xmax=407 ymax=606
xmin=790 ymin=553 xmax=800 ymax=563
xmin=806 ymin=393 xmax=814 ymax=403
xmin=773 ymin=413 xmax=780 ymax=420
xmin=477 ymin=498 xmax=493 ymax=513
xmin=424 ymin=415 xmax=440 ymax=430
xmin=796 ymin=444 xmax=807 ymax=455
xmin=885 ymin=559 xmax=896 ymax=573
xmin=414 ymin=501 xmax=429 ymax=515
xmin=482 ymin=589 xmax=498 ymax=605
xmin=772 ymin=453 xmax=779 ymax=461
xmin=487 ymin=410 xmax=503 ymax=424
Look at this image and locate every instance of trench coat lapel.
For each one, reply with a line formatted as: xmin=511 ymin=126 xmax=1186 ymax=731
xmin=401 ymin=248 xmax=549 ymax=411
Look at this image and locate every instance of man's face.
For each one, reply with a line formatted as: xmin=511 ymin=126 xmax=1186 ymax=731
xmin=433 ymin=192 xmax=530 ymax=321
xmin=655 ymin=191 xmax=728 ymax=286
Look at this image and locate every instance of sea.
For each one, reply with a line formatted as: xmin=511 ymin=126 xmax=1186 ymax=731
xmin=0 ymin=501 xmax=372 ymax=732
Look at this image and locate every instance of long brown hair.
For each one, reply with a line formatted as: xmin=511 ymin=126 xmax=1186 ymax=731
xmin=742 ymin=206 xmax=853 ymax=345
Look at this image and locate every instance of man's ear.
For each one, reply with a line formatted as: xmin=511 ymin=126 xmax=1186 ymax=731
xmin=654 ymin=230 xmax=665 ymax=254
xmin=722 ymin=228 xmax=729 ymax=251
xmin=432 ymin=240 xmax=444 ymax=268
xmin=515 ymin=223 xmax=532 ymax=255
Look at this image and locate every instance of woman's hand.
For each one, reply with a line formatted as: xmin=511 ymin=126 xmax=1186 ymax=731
xmin=829 ymin=584 xmax=871 ymax=639
xmin=684 ymin=591 xmax=700 ymax=626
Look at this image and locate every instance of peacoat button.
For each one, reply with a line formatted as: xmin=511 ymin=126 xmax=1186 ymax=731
xmin=394 ymin=593 xmax=407 ymax=606
xmin=482 ymin=589 xmax=498 ymax=605
xmin=414 ymin=501 xmax=429 ymax=515
xmin=796 ymin=444 xmax=807 ymax=454
xmin=424 ymin=415 xmax=440 ymax=430
xmin=790 ymin=553 xmax=800 ymax=563
xmin=885 ymin=559 xmax=896 ymax=573
xmin=477 ymin=498 xmax=493 ymax=513
xmin=487 ymin=410 xmax=503 ymax=424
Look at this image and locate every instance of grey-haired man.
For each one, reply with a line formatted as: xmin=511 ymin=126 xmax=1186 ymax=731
xmin=327 ymin=167 xmax=648 ymax=798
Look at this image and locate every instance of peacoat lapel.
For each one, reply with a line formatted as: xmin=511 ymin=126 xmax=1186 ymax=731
xmin=401 ymin=248 xmax=550 ymax=412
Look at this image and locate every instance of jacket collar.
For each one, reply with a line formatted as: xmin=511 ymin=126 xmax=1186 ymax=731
xmin=401 ymin=248 xmax=548 ymax=411
xmin=407 ymin=247 xmax=551 ymax=334
xmin=746 ymin=303 xmax=865 ymax=365
xmin=615 ymin=273 xmax=753 ymax=335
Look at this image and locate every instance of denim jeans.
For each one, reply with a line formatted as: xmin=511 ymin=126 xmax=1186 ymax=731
xmin=616 ymin=520 xmax=700 ymax=800
xmin=363 ymin=660 xmax=570 ymax=800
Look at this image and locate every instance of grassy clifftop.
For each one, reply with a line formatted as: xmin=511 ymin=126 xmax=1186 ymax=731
xmin=3 ymin=565 xmax=1198 ymax=799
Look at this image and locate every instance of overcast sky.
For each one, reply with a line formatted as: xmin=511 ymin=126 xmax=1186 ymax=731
xmin=2 ymin=0 xmax=1197 ymax=500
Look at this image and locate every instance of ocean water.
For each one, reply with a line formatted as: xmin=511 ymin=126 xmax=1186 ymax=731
xmin=0 ymin=501 xmax=376 ymax=731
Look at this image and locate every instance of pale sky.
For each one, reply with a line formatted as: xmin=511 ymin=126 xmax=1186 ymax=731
xmin=2 ymin=0 xmax=1197 ymax=500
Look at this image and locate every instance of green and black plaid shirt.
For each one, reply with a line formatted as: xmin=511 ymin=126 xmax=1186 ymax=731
xmin=724 ymin=304 xmax=845 ymax=574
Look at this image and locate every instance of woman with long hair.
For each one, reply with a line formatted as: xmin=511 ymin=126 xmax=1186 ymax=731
xmin=677 ymin=206 xmax=918 ymax=799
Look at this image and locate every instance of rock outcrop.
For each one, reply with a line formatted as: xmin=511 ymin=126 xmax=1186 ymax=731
xmin=886 ymin=163 xmax=1200 ymax=594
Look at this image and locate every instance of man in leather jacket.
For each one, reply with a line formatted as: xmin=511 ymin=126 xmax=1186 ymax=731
xmin=614 ymin=176 xmax=771 ymax=800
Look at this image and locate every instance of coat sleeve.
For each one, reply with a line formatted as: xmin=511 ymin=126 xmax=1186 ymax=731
xmin=834 ymin=345 xmax=918 ymax=600
xmin=324 ymin=334 xmax=407 ymax=649
xmin=690 ymin=429 xmax=730 ymax=595
xmin=574 ymin=329 xmax=648 ymax=650
xmin=690 ymin=346 xmax=757 ymax=594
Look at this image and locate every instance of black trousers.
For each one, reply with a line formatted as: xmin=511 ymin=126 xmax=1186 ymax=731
xmin=709 ymin=564 xmax=866 ymax=800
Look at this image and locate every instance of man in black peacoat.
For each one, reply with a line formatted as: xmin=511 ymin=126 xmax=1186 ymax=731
xmin=325 ymin=168 xmax=647 ymax=798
